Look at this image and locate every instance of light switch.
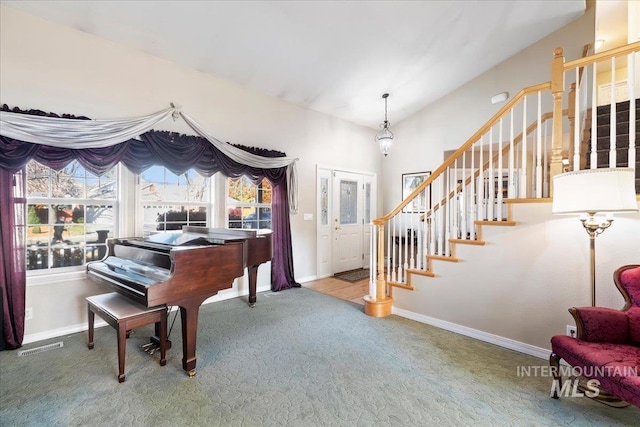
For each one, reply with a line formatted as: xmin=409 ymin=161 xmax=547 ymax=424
xmin=303 ymin=213 xmax=313 ymax=221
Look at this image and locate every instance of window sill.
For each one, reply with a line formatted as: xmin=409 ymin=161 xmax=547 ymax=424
xmin=27 ymin=267 xmax=88 ymax=287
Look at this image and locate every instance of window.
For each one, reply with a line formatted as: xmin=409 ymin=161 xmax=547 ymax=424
xmin=227 ymin=176 xmax=272 ymax=229
xmin=139 ymin=166 xmax=210 ymax=236
xmin=25 ymin=160 xmax=117 ymax=271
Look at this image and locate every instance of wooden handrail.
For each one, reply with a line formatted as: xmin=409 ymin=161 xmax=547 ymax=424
xmin=564 ymin=41 xmax=640 ymax=71
xmin=373 ymin=81 xmax=551 ymax=224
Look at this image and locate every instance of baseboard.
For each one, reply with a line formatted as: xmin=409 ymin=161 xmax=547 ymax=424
xmin=296 ymin=275 xmax=318 ymax=283
xmin=392 ymin=307 xmax=550 ymax=360
xmin=23 ymin=320 xmax=107 ymax=345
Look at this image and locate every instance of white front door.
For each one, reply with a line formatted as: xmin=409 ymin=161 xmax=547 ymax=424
xmin=332 ymin=171 xmax=363 ymax=273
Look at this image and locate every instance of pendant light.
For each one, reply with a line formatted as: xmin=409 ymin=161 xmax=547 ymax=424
xmin=375 ymin=93 xmax=394 ymax=156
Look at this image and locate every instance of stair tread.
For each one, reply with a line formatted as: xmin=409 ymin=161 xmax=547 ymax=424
xmin=449 ymin=238 xmax=486 ymax=246
xmin=427 ymin=254 xmax=460 ymax=262
xmin=475 ymin=220 xmax=516 ymax=226
xmin=388 ymin=280 xmax=414 ymax=290
xmin=406 ymin=268 xmax=436 ymax=277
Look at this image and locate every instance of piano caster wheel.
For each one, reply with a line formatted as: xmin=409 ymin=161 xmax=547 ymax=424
xmin=118 ymin=374 xmax=125 ymax=383
xmin=249 ymin=303 xmax=255 ymax=308
xmin=188 ymin=369 xmax=196 ymax=378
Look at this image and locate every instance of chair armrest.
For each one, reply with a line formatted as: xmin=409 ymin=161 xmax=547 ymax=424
xmin=569 ymin=307 xmax=629 ymax=344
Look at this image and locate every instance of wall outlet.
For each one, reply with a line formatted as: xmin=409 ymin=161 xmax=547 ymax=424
xmin=566 ymin=325 xmax=576 ymax=337
xmin=25 ymin=307 xmax=33 ymax=321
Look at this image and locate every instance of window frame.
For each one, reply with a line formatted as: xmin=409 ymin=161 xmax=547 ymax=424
xmin=226 ymin=176 xmax=273 ymax=230
xmin=135 ymin=166 xmax=214 ymax=237
xmin=25 ymin=160 xmax=119 ymax=276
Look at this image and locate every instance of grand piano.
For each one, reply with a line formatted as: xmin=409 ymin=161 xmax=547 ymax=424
xmin=86 ymin=227 xmax=273 ymax=376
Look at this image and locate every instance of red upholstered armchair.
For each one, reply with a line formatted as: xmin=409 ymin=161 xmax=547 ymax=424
xmin=550 ymin=264 xmax=640 ymax=407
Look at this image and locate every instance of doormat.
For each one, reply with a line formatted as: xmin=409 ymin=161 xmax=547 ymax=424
xmin=333 ymin=268 xmax=370 ymax=283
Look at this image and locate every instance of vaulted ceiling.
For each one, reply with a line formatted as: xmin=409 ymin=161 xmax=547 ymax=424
xmin=2 ymin=1 xmax=586 ymax=128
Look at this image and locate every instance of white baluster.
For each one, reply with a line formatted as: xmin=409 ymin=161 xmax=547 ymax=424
xmin=629 ymin=53 xmax=636 ymax=170
xmin=543 ymin=119 xmax=549 ymax=197
xmin=444 ymin=167 xmax=451 ymax=256
xmin=470 ymin=140 xmax=477 ymax=238
xmin=591 ymin=61 xmax=598 ymax=169
xmin=573 ymin=67 xmax=581 ymax=171
xmin=536 ymin=91 xmax=542 ymax=198
xmin=410 ymin=199 xmax=415 ymax=270
xmin=416 ymin=206 xmax=422 ymax=270
xmin=488 ymin=127 xmax=495 ymax=220
xmin=430 ymin=183 xmax=436 ymax=258
xmin=610 ymin=56 xmax=617 ymax=168
xmin=387 ymin=217 xmax=391 ymax=282
xmin=497 ymin=118 xmax=503 ymax=220
xmin=461 ymin=152 xmax=467 ymax=240
xmin=478 ymin=135 xmax=485 ymax=219
xmin=521 ymin=96 xmax=528 ymax=197
xmin=453 ymin=160 xmax=459 ymax=239
xmin=509 ymin=108 xmax=515 ymax=198
xmin=438 ymin=176 xmax=445 ymax=255
xmin=392 ymin=216 xmax=397 ymax=282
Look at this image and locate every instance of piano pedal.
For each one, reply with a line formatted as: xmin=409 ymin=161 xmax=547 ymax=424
xmin=141 ymin=342 xmax=155 ymax=351
xmin=141 ymin=342 xmax=160 ymax=356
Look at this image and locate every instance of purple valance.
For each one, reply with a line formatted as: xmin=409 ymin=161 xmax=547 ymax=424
xmin=1 ymin=130 xmax=288 ymax=182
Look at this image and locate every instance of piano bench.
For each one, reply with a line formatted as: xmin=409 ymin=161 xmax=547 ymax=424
xmin=86 ymin=293 xmax=167 ymax=383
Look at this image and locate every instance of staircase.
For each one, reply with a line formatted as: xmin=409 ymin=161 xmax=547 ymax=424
xmin=586 ymin=99 xmax=640 ymax=192
xmin=364 ymin=42 xmax=640 ymax=318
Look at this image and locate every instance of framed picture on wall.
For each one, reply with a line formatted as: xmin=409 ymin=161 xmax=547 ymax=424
xmin=402 ymin=171 xmax=431 ymax=212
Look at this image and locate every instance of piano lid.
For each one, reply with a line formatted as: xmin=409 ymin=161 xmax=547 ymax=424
xmin=183 ymin=226 xmax=272 ymax=240
xmin=145 ymin=231 xmax=225 ymax=246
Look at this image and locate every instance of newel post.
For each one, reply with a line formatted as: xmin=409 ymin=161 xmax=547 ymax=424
xmin=363 ymin=220 xmax=393 ymax=317
xmin=550 ymin=47 xmax=566 ymax=194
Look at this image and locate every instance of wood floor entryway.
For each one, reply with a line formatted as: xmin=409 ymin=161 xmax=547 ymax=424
xmin=302 ymin=277 xmax=369 ymax=305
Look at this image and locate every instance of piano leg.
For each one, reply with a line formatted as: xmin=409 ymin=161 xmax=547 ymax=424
xmin=248 ymin=265 xmax=259 ymax=307
xmin=178 ymin=301 xmax=204 ymax=377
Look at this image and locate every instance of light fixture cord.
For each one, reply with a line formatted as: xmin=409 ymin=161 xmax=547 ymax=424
xmin=384 ymin=96 xmax=388 ymax=123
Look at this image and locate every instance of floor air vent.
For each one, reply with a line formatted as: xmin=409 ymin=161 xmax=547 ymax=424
xmin=18 ymin=341 xmax=63 ymax=356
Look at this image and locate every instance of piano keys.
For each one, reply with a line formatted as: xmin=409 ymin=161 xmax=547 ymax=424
xmin=86 ymin=227 xmax=273 ymax=376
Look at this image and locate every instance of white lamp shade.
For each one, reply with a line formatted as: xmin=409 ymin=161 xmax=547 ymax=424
xmin=552 ymin=167 xmax=638 ymax=214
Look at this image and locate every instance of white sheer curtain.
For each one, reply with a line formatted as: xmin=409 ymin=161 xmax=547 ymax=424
xmin=179 ymin=111 xmax=298 ymax=213
xmin=0 ymin=108 xmax=174 ymax=147
xmin=0 ymin=105 xmax=298 ymax=212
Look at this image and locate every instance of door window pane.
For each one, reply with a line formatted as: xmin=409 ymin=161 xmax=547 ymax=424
xmin=339 ymin=180 xmax=358 ymax=225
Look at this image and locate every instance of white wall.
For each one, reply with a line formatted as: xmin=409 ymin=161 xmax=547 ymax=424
xmin=0 ymin=6 xmax=381 ymax=342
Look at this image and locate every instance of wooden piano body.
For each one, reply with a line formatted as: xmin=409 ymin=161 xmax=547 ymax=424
xmin=86 ymin=227 xmax=273 ymax=376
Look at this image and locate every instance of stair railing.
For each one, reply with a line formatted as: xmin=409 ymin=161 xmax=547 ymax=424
xmin=365 ymin=82 xmax=554 ymax=316
xmin=551 ymin=42 xmax=640 ymax=179
xmin=365 ymin=42 xmax=640 ymax=318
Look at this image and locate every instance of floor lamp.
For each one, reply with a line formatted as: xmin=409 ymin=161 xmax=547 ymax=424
xmin=552 ymin=168 xmax=638 ymax=306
